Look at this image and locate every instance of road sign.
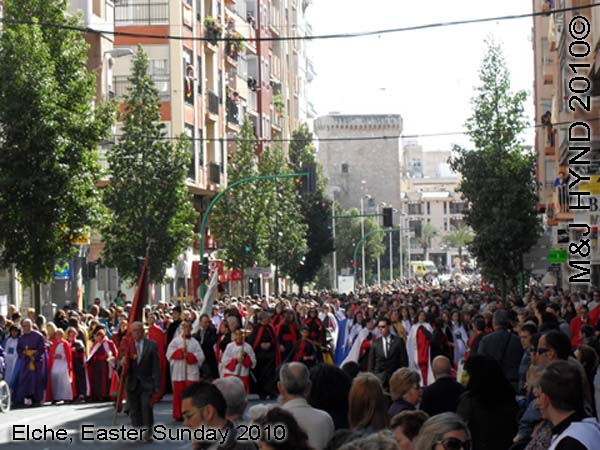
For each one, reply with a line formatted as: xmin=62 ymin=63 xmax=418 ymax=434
xmin=547 ymin=249 xmax=568 ymax=264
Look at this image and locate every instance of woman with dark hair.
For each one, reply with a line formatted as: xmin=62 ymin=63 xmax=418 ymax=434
xmin=563 ymin=301 xmax=577 ymax=324
xmin=457 ymin=355 xmax=518 ymax=450
xmin=256 ymin=406 xmax=312 ymax=450
xmin=309 ymin=363 xmax=352 ymax=430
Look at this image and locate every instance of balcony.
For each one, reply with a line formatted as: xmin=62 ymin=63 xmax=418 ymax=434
xmin=269 ymin=6 xmax=281 ymax=34
xmin=207 ymin=90 xmax=220 ymax=116
xmin=225 ymin=32 xmax=245 ymax=62
xmin=204 ymin=17 xmax=223 ymax=47
xmin=553 ymin=185 xmax=574 ymax=221
xmin=184 ymin=76 xmax=194 ymax=105
xmin=247 ymin=90 xmax=257 ymax=113
xmin=226 ymin=96 xmax=240 ymax=126
xmin=115 ymin=0 xmax=169 ymax=25
xmin=113 ymin=75 xmax=170 ymax=100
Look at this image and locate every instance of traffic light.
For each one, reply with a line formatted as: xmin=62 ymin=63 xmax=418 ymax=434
xmin=382 ymin=207 xmax=393 ymax=227
xmin=200 ymin=257 xmax=210 ymax=282
xmin=300 ymin=164 xmax=317 ymax=194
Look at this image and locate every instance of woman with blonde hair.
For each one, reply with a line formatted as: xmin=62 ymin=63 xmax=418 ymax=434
xmin=413 ymin=413 xmax=471 ymax=450
xmin=348 ymin=372 xmax=389 ymax=435
xmin=388 ymin=368 xmax=422 ymax=418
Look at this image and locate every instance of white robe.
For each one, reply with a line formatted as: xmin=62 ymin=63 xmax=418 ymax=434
xmin=406 ymin=322 xmax=435 ymax=386
xmin=341 ymin=327 xmax=370 ymax=366
xmin=166 ymin=335 xmax=205 ymax=382
xmin=4 ymin=337 xmax=18 ymax=386
xmin=451 ymin=322 xmax=469 ymax=365
xmin=50 ymin=343 xmax=73 ymax=401
xmin=221 ymin=342 xmax=256 ymax=378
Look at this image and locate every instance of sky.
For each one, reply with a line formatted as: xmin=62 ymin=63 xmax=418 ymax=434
xmin=305 ymin=0 xmax=536 ymax=151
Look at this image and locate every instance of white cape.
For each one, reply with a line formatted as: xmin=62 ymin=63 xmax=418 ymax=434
xmin=406 ymin=322 xmax=435 ymax=386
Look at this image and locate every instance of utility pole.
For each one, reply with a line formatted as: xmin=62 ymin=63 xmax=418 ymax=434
xmin=256 ymin=0 xmax=264 ymax=153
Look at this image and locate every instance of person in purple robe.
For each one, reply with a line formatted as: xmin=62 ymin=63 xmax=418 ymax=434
xmin=15 ymin=319 xmax=47 ymax=406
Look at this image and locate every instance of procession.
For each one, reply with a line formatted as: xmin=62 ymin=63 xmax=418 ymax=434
xmin=1 ymin=272 xmax=600 ymax=450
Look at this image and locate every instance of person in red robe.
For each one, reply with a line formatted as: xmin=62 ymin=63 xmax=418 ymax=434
xmin=87 ymin=329 xmax=118 ymax=401
xmin=67 ymin=327 xmax=87 ymax=402
xmin=407 ymin=311 xmax=434 ymax=385
xmin=570 ymin=304 xmax=594 ymax=349
xmin=46 ymin=328 xmax=76 ymax=403
xmin=276 ymin=310 xmax=299 ymax=361
xmin=148 ymin=313 xmax=167 ymax=403
xmin=304 ymin=308 xmax=326 ymax=347
xmin=271 ymin=303 xmax=285 ymax=330
xmin=285 ymin=326 xmax=320 ymax=369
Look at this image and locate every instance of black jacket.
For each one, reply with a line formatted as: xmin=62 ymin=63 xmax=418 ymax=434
xmin=477 ymin=328 xmax=523 ymax=384
xmin=421 ymin=377 xmax=465 ymax=416
xmin=194 ymin=325 xmax=219 ymax=380
xmin=368 ymin=334 xmax=408 ymax=386
xmin=126 ymin=338 xmax=161 ymax=393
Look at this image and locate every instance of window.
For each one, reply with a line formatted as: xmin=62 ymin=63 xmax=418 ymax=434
xmin=198 ymin=128 xmax=204 ymax=166
xmin=115 ymin=0 xmax=169 ymax=25
xmin=408 ymin=203 xmax=423 ymax=215
xmin=449 ymin=202 xmax=465 ymax=214
xmin=443 ymin=202 xmax=447 ymax=215
xmin=183 ymin=50 xmax=194 ymax=105
xmin=341 ymin=163 xmax=349 ymax=173
xmin=427 ymin=202 xmax=431 ymax=215
xmin=197 ymin=56 xmax=203 ymax=94
xmin=185 ymin=125 xmax=196 ymax=180
xmin=444 ymin=218 xmax=448 ymax=231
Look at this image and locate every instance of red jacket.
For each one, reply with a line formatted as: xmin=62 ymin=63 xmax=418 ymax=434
xmin=570 ymin=315 xmax=594 ymax=349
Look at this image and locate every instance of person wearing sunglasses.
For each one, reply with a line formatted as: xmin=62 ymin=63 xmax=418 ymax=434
xmin=413 ymin=412 xmax=471 ymax=450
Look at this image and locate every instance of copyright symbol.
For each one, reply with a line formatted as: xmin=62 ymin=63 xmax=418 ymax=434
xmin=569 ymin=16 xmax=590 ymax=40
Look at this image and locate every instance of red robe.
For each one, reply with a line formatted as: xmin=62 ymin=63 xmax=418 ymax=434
xmin=148 ymin=324 xmax=167 ymax=402
xmin=87 ymin=339 xmax=118 ymax=400
xmin=45 ymin=338 xmax=76 ymax=401
xmin=417 ymin=327 xmax=431 ymax=385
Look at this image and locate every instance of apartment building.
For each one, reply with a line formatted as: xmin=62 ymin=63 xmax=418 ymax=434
xmin=401 ymin=143 xmax=467 ymax=270
xmin=532 ymin=0 xmax=600 ymax=288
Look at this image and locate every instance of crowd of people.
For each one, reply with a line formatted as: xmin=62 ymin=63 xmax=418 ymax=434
xmin=1 ymin=281 xmax=600 ymax=450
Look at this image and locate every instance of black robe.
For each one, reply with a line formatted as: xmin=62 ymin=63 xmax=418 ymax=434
xmin=277 ymin=322 xmax=299 ymax=361
xmin=285 ymin=338 xmax=321 ymax=370
xmin=248 ymin=324 xmax=280 ymax=399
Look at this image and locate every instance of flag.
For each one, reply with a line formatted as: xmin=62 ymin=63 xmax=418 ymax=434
xmin=128 ymin=255 xmax=149 ymax=326
xmin=334 ymin=317 xmax=349 ymax=366
xmin=200 ymin=269 xmax=219 ymax=318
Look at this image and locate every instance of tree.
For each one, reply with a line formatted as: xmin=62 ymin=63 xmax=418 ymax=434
xmin=335 ymin=207 xmax=385 ymax=282
xmin=212 ymin=118 xmax=269 ymax=273
xmin=449 ymin=40 xmax=542 ymax=293
xmin=102 ymin=46 xmax=196 ymax=283
xmin=418 ymin=223 xmax=438 ymax=261
xmin=287 ymin=124 xmax=334 ymax=290
xmin=257 ymin=145 xmax=307 ymax=294
xmin=441 ymin=225 xmax=474 ymax=260
xmin=0 ymin=0 xmax=114 ymax=284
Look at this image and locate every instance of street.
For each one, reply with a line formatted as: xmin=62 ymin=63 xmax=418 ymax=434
xmin=0 ymin=394 xmax=246 ymax=450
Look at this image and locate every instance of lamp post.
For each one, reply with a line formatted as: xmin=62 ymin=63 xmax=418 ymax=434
xmin=328 ymin=186 xmax=341 ymax=290
xmin=360 ymin=193 xmax=371 ymax=287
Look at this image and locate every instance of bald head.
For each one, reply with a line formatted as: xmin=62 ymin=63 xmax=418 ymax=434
xmin=432 ymin=356 xmax=452 ymax=379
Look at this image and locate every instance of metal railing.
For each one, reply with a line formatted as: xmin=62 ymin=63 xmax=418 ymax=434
xmin=226 ymin=97 xmax=239 ymax=124
xmin=208 ymin=91 xmax=220 ymax=115
xmin=114 ymin=0 xmax=169 ymax=25
xmin=113 ymin=75 xmax=170 ymax=100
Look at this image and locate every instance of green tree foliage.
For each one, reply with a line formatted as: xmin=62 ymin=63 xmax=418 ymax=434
xmin=287 ymin=124 xmax=334 ymax=289
xmin=102 ymin=47 xmax=196 ymax=283
xmin=335 ymin=207 xmax=385 ymax=278
xmin=449 ymin=41 xmax=541 ymax=290
xmin=258 ymin=146 xmax=307 ymax=292
xmin=441 ymin=225 xmax=474 ymax=259
xmin=418 ymin=223 xmax=438 ymax=260
xmin=212 ymin=118 xmax=268 ymax=271
xmin=0 ymin=0 xmax=114 ymax=283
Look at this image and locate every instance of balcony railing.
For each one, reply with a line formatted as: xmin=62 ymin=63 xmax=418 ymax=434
xmin=208 ymin=91 xmax=220 ymax=115
xmin=115 ymin=0 xmax=169 ymax=25
xmin=113 ymin=75 xmax=170 ymax=100
xmin=209 ymin=162 xmax=221 ymax=184
xmin=247 ymin=90 xmax=257 ymax=112
xmin=226 ymin=97 xmax=239 ymax=124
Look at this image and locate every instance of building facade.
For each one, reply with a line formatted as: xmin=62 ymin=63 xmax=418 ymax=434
xmin=0 ymin=0 xmax=316 ymax=311
xmin=401 ymin=143 xmax=467 ymax=270
xmin=532 ymin=0 xmax=600 ymax=289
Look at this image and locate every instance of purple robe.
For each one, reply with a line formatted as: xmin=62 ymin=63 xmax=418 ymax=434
xmin=15 ymin=330 xmax=47 ymax=403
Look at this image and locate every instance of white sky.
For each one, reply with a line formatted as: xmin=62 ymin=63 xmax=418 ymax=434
xmin=306 ymin=0 xmax=535 ymax=151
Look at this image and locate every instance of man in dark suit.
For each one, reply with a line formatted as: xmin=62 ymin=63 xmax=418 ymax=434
xmin=124 ymin=321 xmax=161 ymax=441
xmin=368 ymin=318 xmax=408 ymax=388
xmin=193 ymin=314 xmax=219 ymax=380
xmin=420 ymin=355 xmax=465 ymax=416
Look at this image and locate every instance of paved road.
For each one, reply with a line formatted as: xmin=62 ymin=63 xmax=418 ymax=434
xmin=0 ymin=394 xmax=268 ymax=450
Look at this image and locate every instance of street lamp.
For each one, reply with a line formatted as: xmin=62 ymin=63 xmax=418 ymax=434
xmin=328 ymin=186 xmax=341 ymax=290
xmin=360 ymin=193 xmax=371 ymax=287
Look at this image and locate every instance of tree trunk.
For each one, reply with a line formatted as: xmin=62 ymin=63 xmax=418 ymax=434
xmin=274 ymin=265 xmax=280 ymax=296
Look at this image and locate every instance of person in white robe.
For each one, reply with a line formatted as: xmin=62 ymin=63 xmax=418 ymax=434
xmin=221 ymin=328 xmax=256 ymax=394
xmin=3 ymin=325 xmax=20 ymax=390
xmin=166 ymin=321 xmax=205 ymax=421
